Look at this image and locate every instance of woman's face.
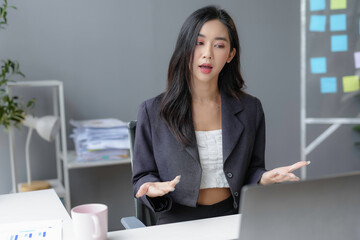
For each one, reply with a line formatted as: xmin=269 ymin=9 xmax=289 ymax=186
xmin=191 ymin=19 xmax=236 ymax=86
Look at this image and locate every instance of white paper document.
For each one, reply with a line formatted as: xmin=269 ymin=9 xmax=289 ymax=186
xmin=0 ymin=219 xmax=62 ymax=240
xmin=70 ymin=118 xmax=127 ymax=128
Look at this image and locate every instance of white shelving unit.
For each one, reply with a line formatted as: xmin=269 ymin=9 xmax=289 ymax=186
xmin=60 ymin=151 xmax=130 ymax=169
xmin=7 ymin=80 xmax=131 ymax=212
xmin=7 ymin=80 xmax=70 ymax=210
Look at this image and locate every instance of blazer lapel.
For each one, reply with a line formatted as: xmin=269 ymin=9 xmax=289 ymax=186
xmin=221 ymin=92 xmax=244 ymax=163
xmin=185 ymin=142 xmax=199 ymax=164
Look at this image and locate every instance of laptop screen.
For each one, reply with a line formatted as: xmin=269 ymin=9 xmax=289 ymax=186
xmin=238 ymin=171 xmax=360 ymax=240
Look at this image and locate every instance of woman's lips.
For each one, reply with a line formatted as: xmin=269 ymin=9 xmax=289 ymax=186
xmin=199 ymin=63 xmax=213 ymax=74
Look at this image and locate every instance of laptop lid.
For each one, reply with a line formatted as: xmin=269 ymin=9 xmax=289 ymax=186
xmin=238 ymin=171 xmax=360 ymax=240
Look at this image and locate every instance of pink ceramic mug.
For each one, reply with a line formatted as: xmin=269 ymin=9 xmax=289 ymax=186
xmin=71 ymin=203 xmax=108 ymax=240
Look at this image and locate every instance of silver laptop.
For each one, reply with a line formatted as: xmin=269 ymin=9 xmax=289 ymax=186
xmin=238 ymin=171 xmax=360 ymax=240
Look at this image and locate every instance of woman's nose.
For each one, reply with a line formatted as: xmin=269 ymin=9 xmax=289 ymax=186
xmin=202 ymin=45 xmax=213 ymax=59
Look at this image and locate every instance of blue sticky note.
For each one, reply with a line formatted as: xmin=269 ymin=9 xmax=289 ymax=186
xmin=331 ymin=35 xmax=348 ymax=52
xmin=321 ymin=77 xmax=337 ymax=93
xmin=310 ymin=57 xmax=327 ymax=74
xmin=310 ymin=15 xmax=326 ymax=32
xmin=310 ymin=0 xmax=326 ymax=11
xmin=330 ymin=14 xmax=346 ymax=31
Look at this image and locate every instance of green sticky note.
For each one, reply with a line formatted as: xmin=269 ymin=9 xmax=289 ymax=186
xmin=342 ymin=75 xmax=359 ymax=93
xmin=330 ymin=0 xmax=347 ymax=9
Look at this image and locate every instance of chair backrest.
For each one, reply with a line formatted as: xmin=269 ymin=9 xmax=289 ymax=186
xmin=128 ymin=120 xmax=137 ymax=171
xmin=127 ymin=120 xmax=157 ymax=226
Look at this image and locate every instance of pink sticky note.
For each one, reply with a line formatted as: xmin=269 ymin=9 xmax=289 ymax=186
xmin=355 ymin=52 xmax=360 ymax=69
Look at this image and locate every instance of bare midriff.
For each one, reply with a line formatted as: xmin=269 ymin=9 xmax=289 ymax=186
xmin=197 ymin=188 xmax=231 ymax=205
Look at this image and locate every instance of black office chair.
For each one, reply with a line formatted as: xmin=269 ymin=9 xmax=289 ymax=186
xmin=121 ymin=120 xmax=157 ymax=229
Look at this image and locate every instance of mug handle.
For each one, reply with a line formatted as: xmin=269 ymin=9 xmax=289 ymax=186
xmin=91 ymin=215 xmax=101 ymax=239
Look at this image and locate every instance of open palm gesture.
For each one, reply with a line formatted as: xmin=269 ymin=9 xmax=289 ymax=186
xmin=136 ymin=175 xmax=181 ymax=198
xmin=260 ymin=161 xmax=310 ymax=185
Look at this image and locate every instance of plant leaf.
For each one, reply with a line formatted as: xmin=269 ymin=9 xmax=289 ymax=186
xmin=353 ymin=125 xmax=360 ymax=132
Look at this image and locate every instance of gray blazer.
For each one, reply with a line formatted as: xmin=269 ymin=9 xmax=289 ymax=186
xmin=132 ymin=91 xmax=266 ymax=213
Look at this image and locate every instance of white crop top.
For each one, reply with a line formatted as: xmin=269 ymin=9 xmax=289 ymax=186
xmin=195 ymin=129 xmax=230 ymax=189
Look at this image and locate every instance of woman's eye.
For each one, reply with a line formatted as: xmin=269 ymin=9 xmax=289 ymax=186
xmin=196 ymin=41 xmax=203 ymax=45
xmin=215 ymin=44 xmax=225 ymax=48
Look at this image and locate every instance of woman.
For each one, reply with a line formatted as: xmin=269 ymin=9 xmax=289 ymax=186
xmin=132 ymin=5 xmax=308 ymax=225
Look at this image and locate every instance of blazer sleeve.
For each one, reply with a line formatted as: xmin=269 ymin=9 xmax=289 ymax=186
xmin=132 ymin=101 xmax=172 ymax=213
xmin=245 ymin=98 xmax=267 ymax=184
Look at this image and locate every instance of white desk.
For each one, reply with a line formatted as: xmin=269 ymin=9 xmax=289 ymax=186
xmin=0 ymin=189 xmax=74 ymax=239
xmin=109 ymin=214 xmax=240 ymax=240
xmin=0 ymin=189 xmax=241 ymax=240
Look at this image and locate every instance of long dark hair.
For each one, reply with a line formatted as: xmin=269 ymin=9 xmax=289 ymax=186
xmin=159 ymin=5 xmax=245 ymax=146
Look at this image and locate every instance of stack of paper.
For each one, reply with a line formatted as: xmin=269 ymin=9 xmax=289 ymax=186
xmin=70 ymin=118 xmax=130 ymax=161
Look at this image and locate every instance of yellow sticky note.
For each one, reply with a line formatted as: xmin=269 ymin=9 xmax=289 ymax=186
xmin=330 ymin=0 xmax=347 ymax=9
xmin=343 ymin=75 xmax=359 ymax=93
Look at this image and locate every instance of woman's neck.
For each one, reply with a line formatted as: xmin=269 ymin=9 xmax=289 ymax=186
xmin=191 ymin=81 xmax=222 ymax=132
xmin=191 ymin=82 xmax=220 ymax=103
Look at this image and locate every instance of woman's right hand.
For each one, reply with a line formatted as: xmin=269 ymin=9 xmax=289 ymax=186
xmin=136 ymin=175 xmax=181 ymax=198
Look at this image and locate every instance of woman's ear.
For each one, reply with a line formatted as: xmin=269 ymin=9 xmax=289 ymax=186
xmin=227 ymin=48 xmax=236 ymax=63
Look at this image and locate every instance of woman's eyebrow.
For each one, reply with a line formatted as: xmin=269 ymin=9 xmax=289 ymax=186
xmin=198 ymin=33 xmax=228 ymax=42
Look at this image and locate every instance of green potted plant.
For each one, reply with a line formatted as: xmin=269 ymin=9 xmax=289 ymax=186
xmin=0 ymin=0 xmax=34 ymax=129
xmin=353 ymin=125 xmax=360 ymax=147
xmin=1 ymin=0 xmax=35 ymax=193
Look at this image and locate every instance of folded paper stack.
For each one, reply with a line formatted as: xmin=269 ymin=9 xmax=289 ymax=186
xmin=70 ymin=118 xmax=130 ymax=161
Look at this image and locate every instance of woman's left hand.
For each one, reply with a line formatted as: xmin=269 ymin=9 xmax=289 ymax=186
xmin=259 ymin=161 xmax=310 ymax=185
